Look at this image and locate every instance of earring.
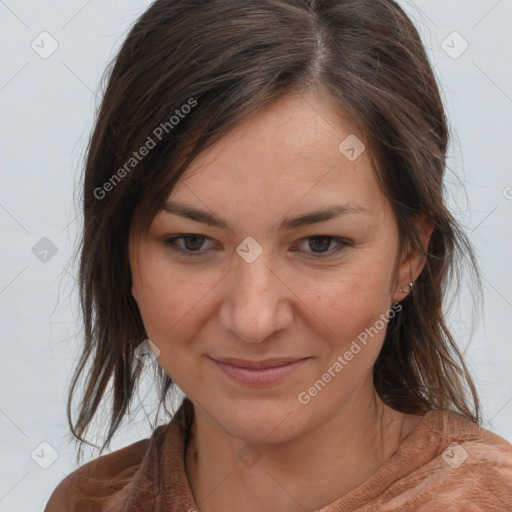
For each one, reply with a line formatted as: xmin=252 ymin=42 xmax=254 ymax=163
xmin=399 ymin=282 xmax=414 ymax=294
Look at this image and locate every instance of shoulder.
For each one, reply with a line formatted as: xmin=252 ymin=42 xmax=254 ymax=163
xmin=43 ymin=427 xmax=165 ymax=512
xmin=430 ymin=409 xmax=512 ymax=462
xmin=409 ymin=410 xmax=512 ymax=510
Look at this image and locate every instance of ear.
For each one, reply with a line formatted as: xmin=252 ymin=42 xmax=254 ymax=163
xmin=391 ymin=214 xmax=434 ymax=303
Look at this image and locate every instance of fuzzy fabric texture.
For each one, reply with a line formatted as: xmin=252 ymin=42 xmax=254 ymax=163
xmin=44 ymin=401 xmax=512 ymax=512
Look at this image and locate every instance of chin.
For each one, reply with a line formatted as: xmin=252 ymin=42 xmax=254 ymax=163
xmin=215 ymin=397 xmax=307 ymax=444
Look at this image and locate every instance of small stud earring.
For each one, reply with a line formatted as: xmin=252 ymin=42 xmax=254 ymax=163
xmin=399 ymin=282 xmax=414 ymax=294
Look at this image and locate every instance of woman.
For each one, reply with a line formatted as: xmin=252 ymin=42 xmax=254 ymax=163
xmin=45 ymin=0 xmax=512 ymax=510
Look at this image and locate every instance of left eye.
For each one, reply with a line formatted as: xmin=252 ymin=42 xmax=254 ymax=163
xmin=296 ymin=235 xmax=347 ymax=258
xmin=163 ymin=234 xmax=348 ymax=258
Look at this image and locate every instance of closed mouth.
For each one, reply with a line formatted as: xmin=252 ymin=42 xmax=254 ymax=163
xmin=210 ymin=357 xmax=309 ymax=370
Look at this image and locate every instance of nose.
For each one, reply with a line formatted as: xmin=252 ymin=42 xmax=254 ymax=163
xmin=218 ymin=251 xmax=294 ymax=344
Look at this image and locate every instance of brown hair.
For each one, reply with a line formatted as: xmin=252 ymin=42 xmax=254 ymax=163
xmin=68 ymin=0 xmax=482 ymax=462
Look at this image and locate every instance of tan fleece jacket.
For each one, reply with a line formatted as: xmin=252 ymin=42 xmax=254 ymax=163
xmin=44 ymin=400 xmax=512 ymax=511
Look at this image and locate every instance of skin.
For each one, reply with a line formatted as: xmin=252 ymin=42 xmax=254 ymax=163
xmin=129 ymin=92 xmax=433 ymax=511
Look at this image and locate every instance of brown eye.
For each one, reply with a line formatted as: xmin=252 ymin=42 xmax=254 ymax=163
xmin=297 ymin=236 xmax=349 ymax=259
xmin=180 ymin=235 xmax=206 ymax=251
xmin=307 ymin=236 xmax=333 ymax=253
xmin=163 ymin=234 xmax=215 ymax=257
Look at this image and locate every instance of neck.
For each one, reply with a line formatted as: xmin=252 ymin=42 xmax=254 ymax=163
xmin=184 ymin=375 xmax=420 ymax=512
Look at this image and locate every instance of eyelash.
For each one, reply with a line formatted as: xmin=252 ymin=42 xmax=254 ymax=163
xmin=162 ymin=234 xmax=350 ymax=259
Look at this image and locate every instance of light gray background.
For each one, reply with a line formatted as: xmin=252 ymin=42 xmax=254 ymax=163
xmin=1 ymin=1 xmax=511 ymax=510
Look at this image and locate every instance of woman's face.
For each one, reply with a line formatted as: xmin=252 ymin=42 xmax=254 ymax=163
xmin=129 ymin=93 xmax=424 ymax=443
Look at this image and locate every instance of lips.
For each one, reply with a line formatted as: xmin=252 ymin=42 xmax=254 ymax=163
xmin=209 ymin=356 xmax=310 ymax=387
xmin=211 ymin=357 xmax=308 ymax=369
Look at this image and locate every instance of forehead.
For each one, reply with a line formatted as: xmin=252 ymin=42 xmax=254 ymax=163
xmin=164 ymin=93 xmax=387 ymax=222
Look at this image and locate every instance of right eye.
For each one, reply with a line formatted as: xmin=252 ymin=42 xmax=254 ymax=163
xmin=163 ymin=234 xmax=217 ymax=257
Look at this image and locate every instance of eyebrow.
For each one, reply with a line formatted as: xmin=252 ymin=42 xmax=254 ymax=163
xmin=160 ymin=200 xmax=370 ymax=231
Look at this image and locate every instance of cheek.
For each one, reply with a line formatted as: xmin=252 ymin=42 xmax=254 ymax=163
xmin=297 ymin=262 xmax=393 ymax=344
xmin=131 ymin=253 xmax=220 ymax=342
xmin=135 ymin=281 xmax=201 ymax=340
xmin=132 ymin=271 xmax=215 ymax=385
